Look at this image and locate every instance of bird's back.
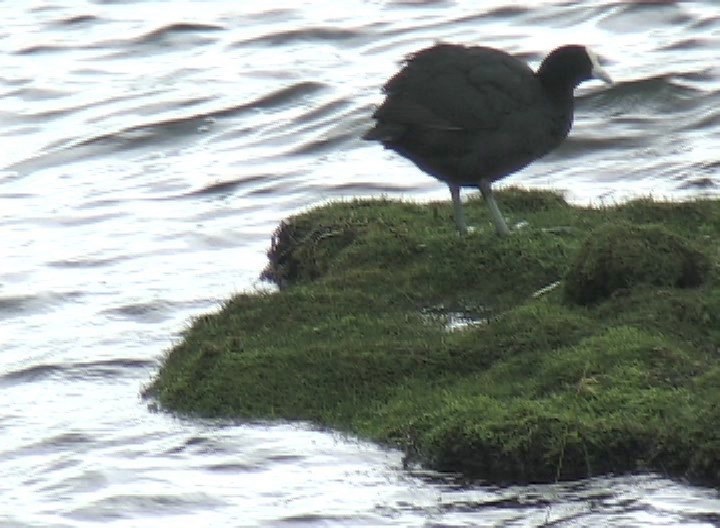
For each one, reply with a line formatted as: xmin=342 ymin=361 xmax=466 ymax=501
xmin=365 ymin=44 xmax=574 ymax=186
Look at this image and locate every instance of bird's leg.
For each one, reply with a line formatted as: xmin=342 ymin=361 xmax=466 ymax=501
xmin=479 ymin=180 xmax=510 ymax=236
xmin=448 ymin=184 xmax=468 ymax=235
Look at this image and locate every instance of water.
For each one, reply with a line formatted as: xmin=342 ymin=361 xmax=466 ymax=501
xmin=2 ymin=0 xmax=720 ymax=525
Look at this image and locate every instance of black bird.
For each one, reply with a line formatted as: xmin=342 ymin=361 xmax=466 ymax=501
xmin=364 ymin=43 xmax=612 ymax=235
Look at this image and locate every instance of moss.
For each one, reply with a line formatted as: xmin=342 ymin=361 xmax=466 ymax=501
xmin=564 ymin=222 xmax=709 ymax=305
xmin=147 ymin=189 xmax=720 ymax=486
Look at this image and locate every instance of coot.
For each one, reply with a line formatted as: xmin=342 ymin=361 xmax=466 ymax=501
xmin=364 ymin=44 xmax=612 ymax=235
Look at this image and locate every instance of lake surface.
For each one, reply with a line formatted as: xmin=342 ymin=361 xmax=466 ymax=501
xmin=2 ymin=1 xmax=720 ymax=526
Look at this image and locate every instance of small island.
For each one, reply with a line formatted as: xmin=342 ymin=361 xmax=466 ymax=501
xmin=146 ymin=188 xmax=720 ymax=485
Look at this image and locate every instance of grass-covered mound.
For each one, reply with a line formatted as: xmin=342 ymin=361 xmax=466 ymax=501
xmin=146 ymin=189 xmax=720 ymax=485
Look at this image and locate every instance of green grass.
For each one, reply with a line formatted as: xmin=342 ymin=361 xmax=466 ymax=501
xmin=146 ymin=188 xmax=720 ymax=485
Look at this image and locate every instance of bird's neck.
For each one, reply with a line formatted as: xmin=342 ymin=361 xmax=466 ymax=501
xmin=539 ymin=76 xmax=576 ymax=101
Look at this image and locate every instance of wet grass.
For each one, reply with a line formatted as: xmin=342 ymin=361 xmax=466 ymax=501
xmin=146 ymin=188 xmax=720 ymax=485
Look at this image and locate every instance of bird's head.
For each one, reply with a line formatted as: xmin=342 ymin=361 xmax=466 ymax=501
xmin=538 ymin=45 xmax=612 ymax=90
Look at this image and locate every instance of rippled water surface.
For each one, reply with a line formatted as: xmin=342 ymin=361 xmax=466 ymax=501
xmin=3 ymin=1 xmax=720 ymax=526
